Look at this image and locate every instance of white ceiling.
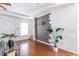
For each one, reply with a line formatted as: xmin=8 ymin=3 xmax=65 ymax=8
xmin=8 ymin=3 xmax=56 ymax=17
xmin=0 ymin=3 xmax=66 ymax=17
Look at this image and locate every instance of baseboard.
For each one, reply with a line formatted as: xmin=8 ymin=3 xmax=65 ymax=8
xmin=35 ymin=39 xmax=51 ymax=46
xmin=59 ymin=48 xmax=78 ymax=55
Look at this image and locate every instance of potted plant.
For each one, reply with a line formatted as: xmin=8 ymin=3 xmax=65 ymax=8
xmin=47 ymin=25 xmax=64 ymax=52
xmin=1 ymin=33 xmax=17 ymax=49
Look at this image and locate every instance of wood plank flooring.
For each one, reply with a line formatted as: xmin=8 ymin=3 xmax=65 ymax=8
xmin=15 ymin=38 xmax=78 ymax=56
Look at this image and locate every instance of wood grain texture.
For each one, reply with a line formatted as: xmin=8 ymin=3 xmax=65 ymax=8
xmin=15 ymin=38 xmax=78 ymax=56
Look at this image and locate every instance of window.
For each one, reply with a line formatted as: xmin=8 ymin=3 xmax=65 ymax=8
xmin=20 ymin=22 xmax=28 ymax=35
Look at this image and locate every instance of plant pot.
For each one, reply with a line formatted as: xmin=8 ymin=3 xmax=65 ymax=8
xmin=7 ymin=40 xmax=14 ymax=49
xmin=53 ymin=47 xmax=58 ymax=52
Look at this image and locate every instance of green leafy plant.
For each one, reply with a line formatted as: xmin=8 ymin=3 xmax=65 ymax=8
xmin=47 ymin=24 xmax=53 ymax=33
xmin=1 ymin=33 xmax=17 ymax=40
xmin=47 ymin=25 xmax=64 ymax=47
xmin=0 ymin=33 xmax=17 ymax=49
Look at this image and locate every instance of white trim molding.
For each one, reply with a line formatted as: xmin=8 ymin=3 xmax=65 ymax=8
xmin=35 ymin=39 xmax=51 ymax=46
xmin=0 ymin=10 xmax=30 ymax=19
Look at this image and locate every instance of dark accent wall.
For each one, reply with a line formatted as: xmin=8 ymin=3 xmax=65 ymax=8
xmin=34 ymin=18 xmax=38 ymax=39
xmin=36 ymin=14 xmax=50 ymax=43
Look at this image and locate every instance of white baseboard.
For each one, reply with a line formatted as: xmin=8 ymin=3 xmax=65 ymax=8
xmin=35 ymin=39 xmax=51 ymax=46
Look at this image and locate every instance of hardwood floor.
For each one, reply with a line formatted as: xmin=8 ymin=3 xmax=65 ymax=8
xmin=15 ymin=38 xmax=78 ymax=56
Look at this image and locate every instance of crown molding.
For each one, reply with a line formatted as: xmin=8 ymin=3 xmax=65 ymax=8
xmin=0 ymin=10 xmax=31 ymax=19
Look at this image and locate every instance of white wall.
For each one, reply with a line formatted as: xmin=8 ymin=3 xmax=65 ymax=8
xmin=49 ymin=4 xmax=77 ymax=54
xmin=0 ymin=13 xmax=34 ymax=41
xmin=0 ymin=15 xmax=18 ymax=35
